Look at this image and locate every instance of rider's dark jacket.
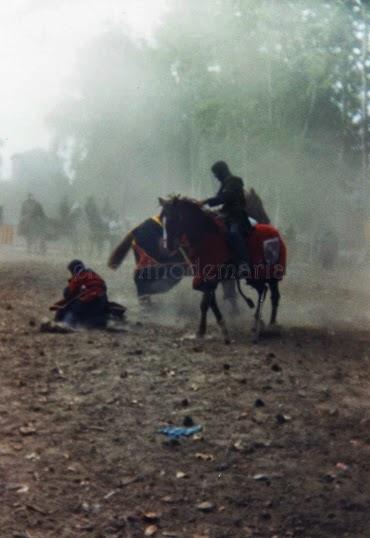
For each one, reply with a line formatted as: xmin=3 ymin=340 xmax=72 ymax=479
xmin=205 ymin=175 xmax=247 ymax=224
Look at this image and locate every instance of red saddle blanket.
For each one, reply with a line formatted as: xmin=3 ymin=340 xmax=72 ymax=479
xmin=190 ymin=221 xmax=287 ymax=290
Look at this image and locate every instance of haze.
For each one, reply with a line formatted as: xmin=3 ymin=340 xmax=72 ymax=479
xmin=1 ymin=0 xmax=370 ymax=261
xmin=0 ymin=0 xmax=166 ymax=174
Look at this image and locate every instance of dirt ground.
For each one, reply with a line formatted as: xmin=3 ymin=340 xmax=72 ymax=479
xmin=2 ymin=248 xmax=370 ymax=538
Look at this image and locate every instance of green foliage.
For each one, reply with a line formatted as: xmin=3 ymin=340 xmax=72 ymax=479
xmin=47 ymin=0 xmax=370 ymax=231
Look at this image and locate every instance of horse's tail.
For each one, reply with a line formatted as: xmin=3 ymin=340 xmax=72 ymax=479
xmin=108 ymin=229 xmax=134 ymax=269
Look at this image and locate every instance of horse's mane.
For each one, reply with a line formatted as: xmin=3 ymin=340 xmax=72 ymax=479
xmin=167 ymin=196 xmax=220 ymax=234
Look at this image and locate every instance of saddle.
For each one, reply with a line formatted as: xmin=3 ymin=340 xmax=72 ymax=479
xmin=191 ymin=221 xmax=287 ymax=290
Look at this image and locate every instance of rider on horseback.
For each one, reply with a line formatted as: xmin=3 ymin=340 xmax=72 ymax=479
xmin=19 ymin=193 xmax=47 ymax=253
xmin=201 ymin=161 xmax=251 ymax=277
xmin=21 ymin=193 xmax=45 ymax=219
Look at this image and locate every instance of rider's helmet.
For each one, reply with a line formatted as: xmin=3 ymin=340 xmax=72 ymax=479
xmin=211 ymin=161 xmax=230 ymax=181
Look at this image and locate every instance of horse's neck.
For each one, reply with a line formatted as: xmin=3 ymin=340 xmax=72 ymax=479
xmin=183 ymin=207 xmax=219 ymax=244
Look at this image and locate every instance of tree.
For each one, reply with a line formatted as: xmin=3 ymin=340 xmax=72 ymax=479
xmin=48 ymin=0 xmax=370 ymax=238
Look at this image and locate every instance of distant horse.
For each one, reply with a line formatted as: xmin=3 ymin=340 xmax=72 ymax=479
xmin=62 ymin=204 xmax=90 ymax=257
xmin=84 ymin=198 xmax=111 ymax=258
xmin=58 ymin=204 xmax=123 ymax=259
xmin=18 ymin=209 xmax=49 ymax=254
xmin=108 ymin=188 xmax=271 ymax=306
xmin=86 ymin=219 xmax=110 ymax=258
xmin=158 ymin=196 xmax=287 ymax=343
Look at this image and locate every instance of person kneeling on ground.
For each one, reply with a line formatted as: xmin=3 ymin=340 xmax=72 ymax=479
xmin=54 ymin=259 xmax=109 ymax=328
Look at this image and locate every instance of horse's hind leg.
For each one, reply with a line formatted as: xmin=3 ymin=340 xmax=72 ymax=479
xmin=253 ymin=284 xmax=267 ymax=342
xmin=269 ymin=280 xmax=280 ymax=325
xmin=222 ymin=280 xmax=239 ymax=315
xmin=209 ymin=291 xmax=231 ymax=344
xmin=197 ymin=291 xmax=210 ymax=339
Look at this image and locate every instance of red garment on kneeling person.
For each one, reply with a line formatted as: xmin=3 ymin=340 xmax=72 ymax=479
xmin=65 ymin=269 xmax=107 ymax=303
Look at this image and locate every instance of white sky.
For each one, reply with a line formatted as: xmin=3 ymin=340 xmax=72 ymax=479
xmin=0 ymin=0 xmax=167 ymax=177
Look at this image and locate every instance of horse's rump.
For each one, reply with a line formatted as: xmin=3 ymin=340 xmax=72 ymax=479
xmin=247 ymin=224 xmax=286 ymax=280
xmin=192 ymin=222 xmax=286 ymax=290
xmin=18 ymin=214 xmax=47 ymax=238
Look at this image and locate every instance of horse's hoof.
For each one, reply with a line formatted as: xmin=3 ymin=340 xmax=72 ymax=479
xmin=252 ymin=319 xmax=265 ymax=332
xmin=267 ymin=323 xmax=283 ymax=337
xmin=194 ymin=336 xmax=205 ymax=351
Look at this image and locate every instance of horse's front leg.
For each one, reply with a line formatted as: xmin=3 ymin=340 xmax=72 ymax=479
xmin=209 ymin=291 xmax=231 ymax=344
xmin=197 ymin=291 xmax=210 ymax=339
xmin=269 ymin=280 xmax=280 ymax=325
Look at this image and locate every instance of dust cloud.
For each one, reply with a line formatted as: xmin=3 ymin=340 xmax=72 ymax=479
xmin=1 ymin=0 xmax=370 ymax=329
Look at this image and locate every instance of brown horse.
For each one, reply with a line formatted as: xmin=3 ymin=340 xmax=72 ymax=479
xmin=108 ymin=189 xmax=271 ymax=307
xmin=159 ymin=196 xmax=287 ymax=343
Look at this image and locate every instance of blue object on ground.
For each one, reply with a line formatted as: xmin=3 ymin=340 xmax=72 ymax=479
xmin=158 ymin=425 xmax=202 ymax=439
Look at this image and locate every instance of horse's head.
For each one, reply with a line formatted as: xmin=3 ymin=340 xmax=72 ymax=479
xmin=159 ymin=196 xmax=185 ymax=252
xmin=159 ymin=196 xmax=218 ymax=251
